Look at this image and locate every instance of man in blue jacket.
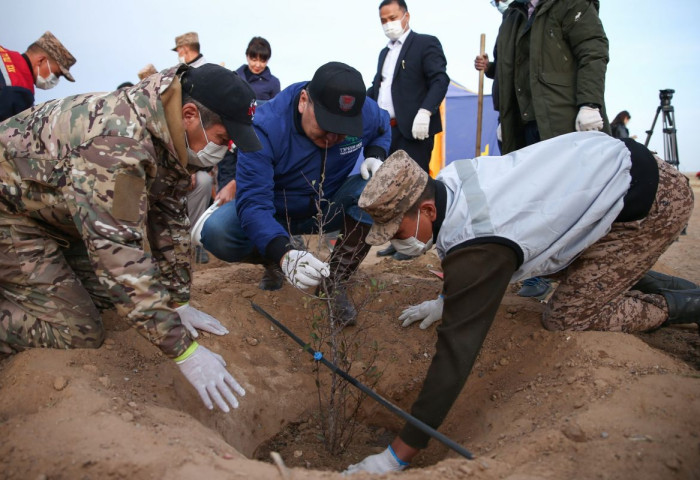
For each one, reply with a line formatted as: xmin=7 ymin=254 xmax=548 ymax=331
xmin=196 ymin=62 xmax=391 ymax=325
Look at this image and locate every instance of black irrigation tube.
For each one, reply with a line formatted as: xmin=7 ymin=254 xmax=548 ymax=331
xmin=251 ymin=301 xmax=474 ymax=460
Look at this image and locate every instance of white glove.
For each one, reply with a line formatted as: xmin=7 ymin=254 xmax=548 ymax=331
xmin=411 ymin=108 xmax=431 ymax=140
xmin=344 ymin=447 xmax=408 ymax=475
xmin=398 ymin=295 xmax=444 ymax=329
xmin=176 ymin=344 xmax=245 ymax=412
xmin=191 ymin=199 xmax=220 ymax=247
xmin=575 ymin=106 xmax=604 ymax=132
xmin=280 ymin=249 xmax=330 ymax=289
xmin=176 ymin=303 xmax=229 ymax=338
xmin=360 ymin=157 xmax=383 ymax=180
xmin=496 ymin=122 xmax=502 ymax=141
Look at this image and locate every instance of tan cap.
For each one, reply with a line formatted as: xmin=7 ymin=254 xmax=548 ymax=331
xmin=34 ymin=31 xmax=76 ymax=82
xmin=172 ymin=32 xmax=199 ymax=51
xmin=358 ymin=150 xmax=428 ymax=245
xmin=137 ymin=63 xmax=158 ymax=80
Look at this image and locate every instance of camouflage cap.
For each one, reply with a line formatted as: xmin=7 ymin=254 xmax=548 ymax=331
xmin=358 ymin=150 xmax=428 ymax=245
xmin=137 ymin=63 xmax=158 ymax=80
xmin=172 ymin=32 xmax=199 ymax=51
xmin=34 ymin=31 xmax=76 ymax=82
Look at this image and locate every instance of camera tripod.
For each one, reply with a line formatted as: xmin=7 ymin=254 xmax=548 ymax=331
xmin=644 ymin=89 xmax=679 ymax=168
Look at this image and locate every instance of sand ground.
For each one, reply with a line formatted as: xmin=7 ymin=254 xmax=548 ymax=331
xmin=1 ymin=177 xmax=698 ymax=480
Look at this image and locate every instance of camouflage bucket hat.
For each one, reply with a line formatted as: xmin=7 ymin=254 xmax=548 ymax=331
xmin=359 ymin=150 xmax=428 ymax=245
xmin=35 ymin=31 xmax=76 ymax=82
xmin=172 ymin=32 xmax=199 ymax=51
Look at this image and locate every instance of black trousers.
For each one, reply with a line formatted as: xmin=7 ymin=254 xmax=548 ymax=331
xmin=389 ymin=125 xmax=435 ymax=174
xmin=399 ymin=243 xmax=518 ymax=449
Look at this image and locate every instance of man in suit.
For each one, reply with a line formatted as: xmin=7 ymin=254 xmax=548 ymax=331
xmin=367 ymin=0 xmax=449 ymax=259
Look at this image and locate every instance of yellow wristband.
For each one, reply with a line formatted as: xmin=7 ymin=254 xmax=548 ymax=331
xmin=174 ymin=341 xmax=199 ymax=364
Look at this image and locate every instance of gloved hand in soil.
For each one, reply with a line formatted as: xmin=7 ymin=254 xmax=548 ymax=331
xmin=343 ymin=446 xmax=408 ymax=475
xmin=280 ymin=250 xmax=330 ymax=289
xmin=176 ymin=343 xmax=245 ymax=412
xmin=398 ymin=295 xmax=444 ymax=329
xmin=176 ymin=303 xmax=229 ymax=338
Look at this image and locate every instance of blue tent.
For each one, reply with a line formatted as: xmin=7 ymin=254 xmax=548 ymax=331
xmin=439 ymin=80 xmax=500 ymax=168
xmin=352 ymin=79 xmax=500 ymax=176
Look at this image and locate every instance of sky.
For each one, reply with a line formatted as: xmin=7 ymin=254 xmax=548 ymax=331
xmin=3 ymin=0 xmax=700 ymax=172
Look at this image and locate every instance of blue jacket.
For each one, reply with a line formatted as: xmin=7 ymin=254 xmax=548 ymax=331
xmin=236 ymin=81 xmax=391 ymax=261
xmin=236 ymin=65 xmax=281 ymax=102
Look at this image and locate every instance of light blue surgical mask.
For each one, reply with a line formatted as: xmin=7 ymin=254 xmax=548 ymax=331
xmin=35 ymin=58 xmax=60 ymax=90
xmin=186 ymin=113 xmax=228 ymax=168
xmin=390 ymin=210 xmax=434 ymax=257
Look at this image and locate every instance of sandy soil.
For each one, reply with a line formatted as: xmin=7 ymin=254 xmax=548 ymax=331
xmin=1 ymin=177 xmax=699 ymax=480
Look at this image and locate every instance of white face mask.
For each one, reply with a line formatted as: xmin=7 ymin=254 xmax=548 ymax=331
xmin=186 ymin=113 xmax=228 ymax=168
xmin=390 ymin=210 xmax=434 ymax=257
xmin=35 ymin=58 xmax=60 ymax=90
xmin=494 ymin=0 xmax=514 ymax=14
xmin=382 ymin=13 xmax=407 ymax=41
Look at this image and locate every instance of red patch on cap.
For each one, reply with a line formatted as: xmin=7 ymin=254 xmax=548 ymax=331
xmin=248 ymin=100 xmax=256 ymax=120
xmin=339 ymin=95 xmax=356 ymax=112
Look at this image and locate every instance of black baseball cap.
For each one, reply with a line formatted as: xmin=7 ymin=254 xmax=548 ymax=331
xmin=307 ymin=62 xmax=366 ymax=137
xmin=180 ymin=64 xmax=262 ymax=152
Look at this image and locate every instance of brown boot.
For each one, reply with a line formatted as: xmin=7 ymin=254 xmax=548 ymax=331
xmin=318 ymin=216 xmax=372 ymax=327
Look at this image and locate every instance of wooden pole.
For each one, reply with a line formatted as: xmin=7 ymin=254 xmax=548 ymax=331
xmin=475 ymin=33 xmax=486 ymax=157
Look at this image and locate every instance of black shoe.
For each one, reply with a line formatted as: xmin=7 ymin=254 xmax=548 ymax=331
xmin=259 ymin=264 xmax=284 ymax=291
xmin=195 ymin=246 xmax=209 ymax=264
xmin=660 ymin=288 xmax=700 ymax=330
xmin=314 ymin=285 xmax=357 ymax=328
xmin=377 ymin=244 xmax=396 ymax=257
xmin=330 ymin=287 xmax=357 ymax=328
xmin=631 ymin=270 xmax=698 ymax=294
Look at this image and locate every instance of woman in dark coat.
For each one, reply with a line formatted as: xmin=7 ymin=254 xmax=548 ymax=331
xmin=611 ymin=110 xmax=631 ymax=139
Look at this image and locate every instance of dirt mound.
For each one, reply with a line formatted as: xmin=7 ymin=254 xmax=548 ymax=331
xmin=2 ymin=178 xmax=699 ymax=479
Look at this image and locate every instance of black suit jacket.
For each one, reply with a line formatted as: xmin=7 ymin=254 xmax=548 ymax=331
xmin=367 ymin=31 xmax=449 ymax=141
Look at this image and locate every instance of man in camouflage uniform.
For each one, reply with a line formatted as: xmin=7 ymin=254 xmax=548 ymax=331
xmin=0 ymin=63 xmax=262 ymax=413
xmin=346 ymin=132 xmax=696 ymax=474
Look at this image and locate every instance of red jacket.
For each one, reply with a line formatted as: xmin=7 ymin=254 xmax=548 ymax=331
xmin=0 ymin=46 xmax=35 ymax=121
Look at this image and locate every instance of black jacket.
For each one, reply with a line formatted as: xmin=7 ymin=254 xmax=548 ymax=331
xmin=367 ymin=30 xmax=449 ymax=140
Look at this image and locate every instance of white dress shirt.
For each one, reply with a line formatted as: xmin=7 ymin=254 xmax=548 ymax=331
xmin=377 ymin=29 xmax=411 ymax=119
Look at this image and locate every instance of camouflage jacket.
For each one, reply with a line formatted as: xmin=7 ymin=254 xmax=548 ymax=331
xmin=0 ymin=66 xmax=194 ymax=358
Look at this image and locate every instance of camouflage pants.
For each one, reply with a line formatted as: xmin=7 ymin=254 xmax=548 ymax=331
xmin=0 ymin=214 xmax=112 ymax=355
xmin=543 ymin=160 xmax=694 ymax=332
